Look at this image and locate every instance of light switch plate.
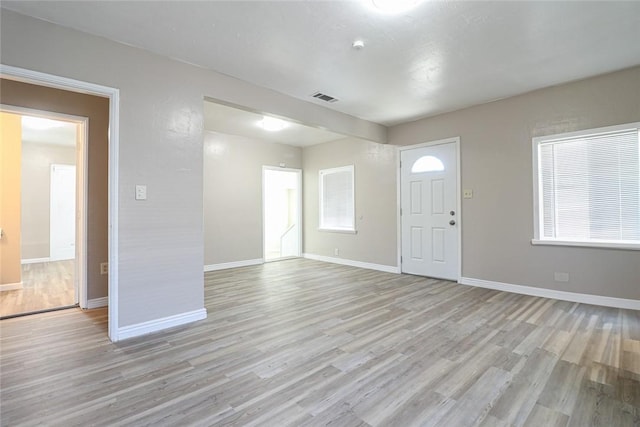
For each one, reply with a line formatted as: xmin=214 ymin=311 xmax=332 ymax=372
xmin=135 ymin=185 xmax=147 ymax=200
xmin=463 ymin=189 xmax=473 ymax=199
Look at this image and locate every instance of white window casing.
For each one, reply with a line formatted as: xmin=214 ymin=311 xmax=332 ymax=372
xmin=319 ymin=165 xmax=355 ymax=233
xmin=532 ymin=122 xmax=640 ymax=250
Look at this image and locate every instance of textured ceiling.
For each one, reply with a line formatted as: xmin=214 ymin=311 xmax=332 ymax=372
xmin=3 ymin=1 xmax=640 ymax=127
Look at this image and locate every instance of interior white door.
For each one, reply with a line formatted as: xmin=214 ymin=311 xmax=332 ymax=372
xmin=401 ymin=142 xmax=458 ymax=280
xmin=50 ymin=164 xmax=76 ymax=261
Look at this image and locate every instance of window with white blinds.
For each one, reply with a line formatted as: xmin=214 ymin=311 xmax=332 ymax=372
xmin=319 ymin=165 xmax=355 ymax=232
xmin=533 ymin=122 xmax=640 ymax=249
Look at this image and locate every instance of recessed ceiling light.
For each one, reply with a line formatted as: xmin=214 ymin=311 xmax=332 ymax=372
xmin=371 ymin=0 xmax=422 ymax=14
xmin=258 ymin=116 xmax=288 ymax=132
xmin=22 ymin=116 xmax=66 ymax=130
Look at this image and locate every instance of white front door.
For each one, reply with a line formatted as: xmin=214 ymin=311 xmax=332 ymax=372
xmin=401 ymin=141 xmax=459 ymax=280
xmin=50 ymin=164 xmax=76 ymax=261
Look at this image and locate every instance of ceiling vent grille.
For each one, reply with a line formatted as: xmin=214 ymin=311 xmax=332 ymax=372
xmin=312 ymin=92 xmax=339 ymax=103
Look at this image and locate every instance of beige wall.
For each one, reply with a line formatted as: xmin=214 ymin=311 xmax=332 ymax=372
xmin=1 ymin=10 xmax=385 ymax=328
xmin=303 ymin=137 xmax=397 ymax=267
xmin=0 ymin=79 xmax=110 ymax=301
xmin=389 ymin=66 xmax=640 ymax=300
xmin=203 ymin=130 xmax=302 ymax=265
xmin=3 ymin=9 xmax=636 ymax=330
xmin=0 ymin=112 xmax=22 ymax=285
xmin=21 ymin=142 xmax=76 ymax=260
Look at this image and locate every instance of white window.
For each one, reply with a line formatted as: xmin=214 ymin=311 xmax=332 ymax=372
xmin=319 ymin=165 xmax=355 ymax=232
xmin=532 ymin=122 xmax=640 ymax=250
xmin=411 ymin=155 xmax=444 ymax=173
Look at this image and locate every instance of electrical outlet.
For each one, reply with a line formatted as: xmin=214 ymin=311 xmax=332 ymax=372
xmin=463 ymin=189 xmax=473 ymax=199
xmin=100 ymin=262 xmax=109 ymax=275
xmin=334 ymin=248 xmax=339 ymax=256
xmin=554 ymin=272 xmax=569 ymax=282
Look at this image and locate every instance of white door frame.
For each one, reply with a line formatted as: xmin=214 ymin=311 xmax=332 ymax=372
xmin=1 ymin=64 xmax=121 ymax=341
xmin=262 ymin=166 xmax=303 ymax=261
xmin=397 ymin=137 xmax=462 ymax=281
xmin=0 ymin=106 xmax=89 ymax=307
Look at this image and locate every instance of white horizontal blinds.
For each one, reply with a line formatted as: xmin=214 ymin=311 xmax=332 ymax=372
xmin=539 ymin=145 xmax=557 ymax=238
xmin=539 ymin=129 xmax=640 ymax=242
xmin=320 ymin=166 xmax=354 ymax=230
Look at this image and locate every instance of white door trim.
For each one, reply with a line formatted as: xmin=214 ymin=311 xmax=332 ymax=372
xmin=77 ymin=118 xmax=88 ymax=308
xmin=262 ymin=166 xmax=303 ymax=261
xmin=1 ymin=64 xmax=121 ymax=341
xmin=397 ymin=137 xmax=462 ymax=281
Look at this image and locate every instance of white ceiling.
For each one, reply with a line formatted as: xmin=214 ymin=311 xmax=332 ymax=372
xmin=21 ymin=116 xmax=77 ymax=147
xmin=3 ymin=0 xmax=640 ymax=128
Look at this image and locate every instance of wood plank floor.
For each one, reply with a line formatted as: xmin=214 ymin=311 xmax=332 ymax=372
xmin=0 ymin=260 xmax=75 ymax=317
xmin=1 ymin=258 xmax=638 ymax=426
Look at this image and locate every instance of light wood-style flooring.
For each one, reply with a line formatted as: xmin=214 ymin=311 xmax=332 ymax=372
xmin=0 ymin=260 xmax=75 ymax=318
xmin=1 ymin=259 xmax=638 ymax=426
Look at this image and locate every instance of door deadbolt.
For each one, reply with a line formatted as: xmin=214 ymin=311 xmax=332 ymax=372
xmin=450 ymin=210 xmax=455 ymax=216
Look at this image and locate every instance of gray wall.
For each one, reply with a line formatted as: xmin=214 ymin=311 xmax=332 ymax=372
xmin=203 ymin=131 xmax=302 ymax=265
xmin=303 ymin=137 xmax=397 ymax=267
xmin=389 ymin=66 xmax=640 ymax=300
xmin=3 ymin=9 xmax=637 ymax=328
xmin=21 ymin=141 xmax=76 ymax=260
xmin=1 ymin=10 xmax=383 ymax=328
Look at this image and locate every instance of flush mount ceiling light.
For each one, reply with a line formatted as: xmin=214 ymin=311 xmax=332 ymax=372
xmin=371 ymin=0 xmax=422 ymax=14
xmin=258 ymin=116 xmax=288 ymax=132
xmin=22 ymin=116 xmax=66 ymax=130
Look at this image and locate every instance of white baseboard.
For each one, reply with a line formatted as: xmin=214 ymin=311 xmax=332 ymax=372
xmin=303 ymin=253 xmax=400 ymax=274
xmin=87 ymin=297 xmax=108 ymax=309
xmin=0 ymin=282 xmax=23 ymax=292
xmin=204 ymin=259 xmax=263 ymax=272
xmin=459 ymin=277 xmax=640 ymax=311
xmin=117 ymin=308 xmax=207 ymax=341
xmin=21 ymin=257 xmax=50 ymax=265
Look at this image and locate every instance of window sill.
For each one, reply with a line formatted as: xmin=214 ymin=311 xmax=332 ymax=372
xmin=319 ymin=228 xmax=357 ymax=235
xmin=531 ymin=239 xmax=640 ymax=251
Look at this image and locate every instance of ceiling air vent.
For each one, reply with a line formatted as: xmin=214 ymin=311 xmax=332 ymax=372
xmin=311 ymin=92 xmax=339 ymax=103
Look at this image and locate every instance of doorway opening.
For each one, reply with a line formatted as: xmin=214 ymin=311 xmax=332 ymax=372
xmin=0 ymin=108 xmax=88 ymax=318
xmin=1 ymin=65 xmax=119 ymax=341
xmin=263 ymin=167 xmax=302 ymax=261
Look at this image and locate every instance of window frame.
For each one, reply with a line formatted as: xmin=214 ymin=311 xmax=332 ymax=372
xmin=532 ymin=122 xmax=640 ymax=251
xmin=319 ymin=165 xmax=356 ymax=233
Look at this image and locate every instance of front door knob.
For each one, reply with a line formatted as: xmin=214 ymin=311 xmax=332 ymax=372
xmin=449 ymin=220 xmax=456 ymax=226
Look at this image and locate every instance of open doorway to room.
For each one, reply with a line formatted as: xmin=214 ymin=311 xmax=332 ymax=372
xmin=202 ymin=98 xmax=345 ymax=271
xmin=0 ymin=69 xmax=117 ymax=340
xmin=263 ymin=167 xmax=302 ymax=261
xmin=0 ymin=108 xmax=87 ymax=318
